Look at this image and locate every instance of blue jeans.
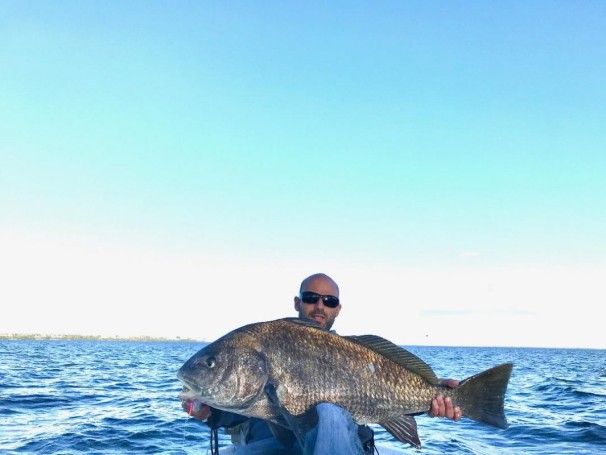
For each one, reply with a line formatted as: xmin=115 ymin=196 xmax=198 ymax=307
xmin=234 ymin=403 xmax=364 ymax=455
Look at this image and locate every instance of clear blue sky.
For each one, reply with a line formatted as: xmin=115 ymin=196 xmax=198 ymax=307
xmin=1 ymin=2 xmax=605 ymax=348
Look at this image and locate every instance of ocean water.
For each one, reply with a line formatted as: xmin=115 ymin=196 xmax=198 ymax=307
xmin=1 ymin=340 xmax=604 ymax=454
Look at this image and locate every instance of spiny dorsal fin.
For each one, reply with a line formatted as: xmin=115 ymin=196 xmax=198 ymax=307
xmin=345 ymin=335 xmax=438 ymax=383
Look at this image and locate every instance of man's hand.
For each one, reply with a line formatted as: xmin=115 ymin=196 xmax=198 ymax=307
xmin=181 ymin=398 xmax=212 ymax=421
xmin=428 ymin=378 xmax=462 ymax=421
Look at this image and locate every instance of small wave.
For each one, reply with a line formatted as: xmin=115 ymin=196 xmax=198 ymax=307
xmin=0 ymin=407 xmax=20 ymax=416
xmin=564 ymin=420 xmax=606 ymax=445
xmin=2 ymin=393 xmax=77 ymax=408
xmin=532 ymin=383 xmax=566 ymax=394
xmin=573 ymin=388 xmax=606 ymax=398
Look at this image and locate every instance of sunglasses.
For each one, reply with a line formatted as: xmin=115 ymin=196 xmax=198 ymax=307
xmin=299 ymin=292 xmax=340 ymax=308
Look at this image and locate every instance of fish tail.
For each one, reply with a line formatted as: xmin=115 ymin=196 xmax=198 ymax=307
xmin=454 ymin=362 xmax=513 ymax=429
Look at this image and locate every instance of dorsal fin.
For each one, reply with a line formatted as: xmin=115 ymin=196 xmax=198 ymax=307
xmin=344 ymin=335 xmax=438 ymax=383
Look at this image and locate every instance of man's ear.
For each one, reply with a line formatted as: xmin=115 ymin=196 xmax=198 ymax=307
xmin=294 ymin=296 xmax=301 ymax=311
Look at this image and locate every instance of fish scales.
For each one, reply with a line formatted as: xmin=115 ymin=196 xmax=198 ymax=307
xmin=263 ymin=320 xmax=436 ymax=421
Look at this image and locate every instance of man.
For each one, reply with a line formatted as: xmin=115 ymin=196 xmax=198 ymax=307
xmin=181 ymin=273 xmax=461 ymax=454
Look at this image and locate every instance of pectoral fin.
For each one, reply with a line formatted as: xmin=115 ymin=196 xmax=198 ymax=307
xmin=264 ymin=383 xmax=308 ymax=450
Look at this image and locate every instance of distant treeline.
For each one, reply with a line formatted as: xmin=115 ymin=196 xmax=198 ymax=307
xmin=0 ymin=333 xmax=203 ymax=342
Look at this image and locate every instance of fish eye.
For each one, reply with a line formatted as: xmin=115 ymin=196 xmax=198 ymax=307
xmin=205 ymin=357 xmax=216 ymax=368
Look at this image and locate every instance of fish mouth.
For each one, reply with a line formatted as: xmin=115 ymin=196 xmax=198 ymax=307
xmin=178 ymin=380 xmax=209 ymax=404
xmin=177 ymin=369 xmax=203 ymax=398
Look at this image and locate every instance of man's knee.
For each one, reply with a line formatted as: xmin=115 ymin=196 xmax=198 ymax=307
xmin=315 ymin=403 xmax=352 ymax=424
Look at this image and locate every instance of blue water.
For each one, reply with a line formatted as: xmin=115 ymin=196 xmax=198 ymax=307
xmin=1 ymin=341 xmax=604 ymax=454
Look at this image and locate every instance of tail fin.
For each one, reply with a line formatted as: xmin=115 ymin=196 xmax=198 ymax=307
xmin=456 ymin=362 xmax=513 ymax=429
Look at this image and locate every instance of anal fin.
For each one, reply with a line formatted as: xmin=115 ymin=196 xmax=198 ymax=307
xmin=380 ymin=415 xmax=421 ymax=449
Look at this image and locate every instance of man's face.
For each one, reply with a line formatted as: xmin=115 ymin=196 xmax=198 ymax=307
xmin=294 ymin=276 xmax=341 ymax=330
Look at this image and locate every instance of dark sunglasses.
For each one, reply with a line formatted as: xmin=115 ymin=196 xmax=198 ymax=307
xmin=299 ymin=292 xmax=340 ymax=308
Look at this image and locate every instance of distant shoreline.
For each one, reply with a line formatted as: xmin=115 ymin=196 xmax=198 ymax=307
xmin=1 ymin=334 xmax=600 ymax=350
xmin=0 ymin=333 xmax=205 ymax=342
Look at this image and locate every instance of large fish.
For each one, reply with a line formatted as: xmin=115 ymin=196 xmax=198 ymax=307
xmin=178 ymin=317 xmax=513 ymax=449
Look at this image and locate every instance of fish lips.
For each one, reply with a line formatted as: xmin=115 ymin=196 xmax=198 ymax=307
xmin=177 ymin=384 xmax=199 ymax=401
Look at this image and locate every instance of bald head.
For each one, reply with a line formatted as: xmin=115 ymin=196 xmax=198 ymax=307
xmin=299 ymin=273 xmax=340 ymax=296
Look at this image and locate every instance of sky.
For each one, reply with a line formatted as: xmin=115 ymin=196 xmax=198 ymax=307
xmin=1 ymin=1 xmax=605 ymax=349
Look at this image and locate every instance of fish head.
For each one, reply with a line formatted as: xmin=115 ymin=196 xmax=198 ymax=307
xmin=177 ymin=341 xmax=269 ymax=413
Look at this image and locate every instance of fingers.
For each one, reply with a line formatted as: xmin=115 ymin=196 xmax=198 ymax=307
xmin=428 ymin=396 xmax=443 ymax=418
xmin=453 ymin=405 xmax=462 ymax=421
xmin=444 ymin=396 xmax=454 ymax=420
xmin=445 ymin=379 xmax=460 ymax=388
xmin=428 ymin=395 xmax=462 ymax=421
